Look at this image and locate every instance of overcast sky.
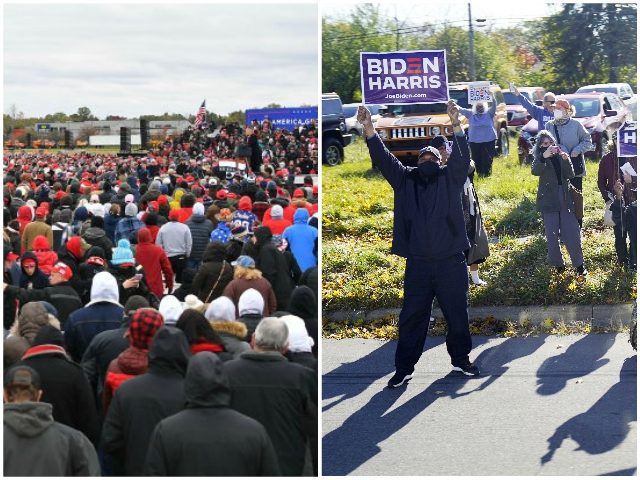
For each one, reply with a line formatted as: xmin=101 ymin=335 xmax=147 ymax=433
xmin=4 ymin=3 xmax=318 ymax=119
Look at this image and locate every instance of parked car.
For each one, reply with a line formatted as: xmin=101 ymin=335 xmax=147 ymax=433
xmin=343 ymin=103 xmax=383 ymax=136
xmin=557 ymin=92 xmax=629 ymax=158
xmin=576 ymin=83 xmax=637 ymax=120
xmin=322 ymin=92 xmax=353 ymax=166
xmin=502 ymin=86 xmax=545 ymax=131
xmin=374 ymin=81 xmax=509 ymax=166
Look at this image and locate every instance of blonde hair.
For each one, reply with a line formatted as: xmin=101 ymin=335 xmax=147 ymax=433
xmin=234 ymin=266 xmax=263 ymax=280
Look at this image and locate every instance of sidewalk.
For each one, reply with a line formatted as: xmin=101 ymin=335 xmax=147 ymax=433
xmin=322 ymin=334 xmax=637 ymax=476
xmin=324 ymin=303 xmax=636 ymax=326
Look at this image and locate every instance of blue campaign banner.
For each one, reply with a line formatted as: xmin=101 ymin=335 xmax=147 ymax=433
xmin=245 ymin=107 xmax=318 ymax=131
xmin=360 ymin=50 xmax=449 ymax=105
xmin=617 ymin=121 xmax=637 ymax=157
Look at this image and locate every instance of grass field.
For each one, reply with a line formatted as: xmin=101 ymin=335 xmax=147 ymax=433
xmin=322 ymin=136 xmax=636 ymax=313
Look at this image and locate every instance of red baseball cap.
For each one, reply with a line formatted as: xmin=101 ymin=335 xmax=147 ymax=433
xmin=51 ymin=262 xmax=73 ymax=280
xmin=216 ymin=190 xmax=227 ymax=200
xmin=293 ymin=188 xmax=305 ymax=198
xmin=6 ymin=252 xmax=19 ymax=262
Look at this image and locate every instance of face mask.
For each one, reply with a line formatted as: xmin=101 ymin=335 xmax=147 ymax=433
xmin=418 ymin=161 xmax=441 ymax=178
xmin=553 ymin=109 xmax=566 ymax=120
xmin=540 ymin=146 xmax=549 ymax=153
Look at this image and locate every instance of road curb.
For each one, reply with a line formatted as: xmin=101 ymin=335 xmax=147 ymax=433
xmin=324 ymin=303 xmax=636 ymax=326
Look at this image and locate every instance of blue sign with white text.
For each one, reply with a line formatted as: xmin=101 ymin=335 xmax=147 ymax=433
xmin=245 ymin=107 xmax=318 ymax=132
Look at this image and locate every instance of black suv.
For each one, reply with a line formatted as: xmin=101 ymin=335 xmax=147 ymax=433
xmin=322 ymin=92 xmax=353 ymax=166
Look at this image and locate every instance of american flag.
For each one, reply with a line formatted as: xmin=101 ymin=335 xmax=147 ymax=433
xmin=194 ymin=100 xmax=207 ymax=129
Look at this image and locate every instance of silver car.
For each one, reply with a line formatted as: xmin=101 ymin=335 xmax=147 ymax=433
xmin=343 ymin=103 xmax=384 ymax=136
xmin=576 ymin=83 xmax=637 ymax=120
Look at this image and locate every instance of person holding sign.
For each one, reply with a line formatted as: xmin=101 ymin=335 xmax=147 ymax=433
xmin=597 ymin=132 xmax=637 ymax=269
xmin=531 ymin=130 xmax=587 ymax=276
xmin=450 ymin=99 xmax=497 ymax=176
xmin=357 ymin=103 xmax=480 ymax=388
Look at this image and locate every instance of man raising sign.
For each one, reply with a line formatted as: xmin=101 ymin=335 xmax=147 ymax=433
xmin=357 ymin=103 xmax=480 ymax=388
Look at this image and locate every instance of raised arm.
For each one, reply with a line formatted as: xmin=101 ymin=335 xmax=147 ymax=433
xmin=358 ymin=105 xmax=406 ymax=190
xmin=445 ymin=102 xmax=471 ymax=187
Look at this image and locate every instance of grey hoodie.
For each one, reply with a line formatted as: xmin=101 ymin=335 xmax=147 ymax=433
xmin=4 ymin=402 xmax=100 ymax=476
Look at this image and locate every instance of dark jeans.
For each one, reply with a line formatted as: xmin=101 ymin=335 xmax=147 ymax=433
xmin=169 ymin=255 xmax=187 ymax=284
xmin=614 ymin=210 xmax=637 ymax=269
xmin=470 ymin=141 xmax=495 ymax=177
xmin=395 ymin=252 xmax=472 ymax=373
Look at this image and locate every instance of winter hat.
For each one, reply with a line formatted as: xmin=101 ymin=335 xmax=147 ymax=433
xmin=204 ymin=296 xmax=236 ymax=322
xmin=74 ymin=206 xmax=89 ymax=222
xmin=158 ymin=295 xmax=184 ymax=325
xmin=238 ymin=196 xmax=252 ymax=211
xmin=124 ymin=203 xmax=138 ymax=217
xmin=183 ymin=294 xmax=206 ymax=314
xmin=38 ymin=301 xmax=59 ymax=319
xmin=192 ymin=202 xmax=205 ymax=216
xmin=15 ymin=302 xmax=50 ymax=344
xmin=35 ymin=206 xmax=47 ymax=218
xmin=124 ymin=295 xmax=150 ymax=317
xmin=31 ymin=324 xmax=65 ymax=349
xmin=86 ymin=271 xmax=121 ymax=307
xmin=280 ymin=314 xmax=314 ymax=352
xmin=137 ymin=227 xmax=152 ymax=243
xmin=238 ymin=288 xmax=264 ymax=316
xmin=111 ymin=239 xmax=135 ymax=265
xmin=128 ymin=308 xmax=164 ymax=349
xmin=271 ymin=204 xmax=284 ymax=219
xmin=32 ymin=235 xmax=50 ymax=251
xmin=90 ymin=215 xmax=105 ymax=228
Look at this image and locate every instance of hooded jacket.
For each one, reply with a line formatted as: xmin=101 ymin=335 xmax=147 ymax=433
xmin=223 ymin=276 xmax=277 ymax=317
xmin=253 ymin=226 xmax=297 ymax=310
xmin=134 ymin=228 xmax=174 ymax=299
xmin=192 ymin=242 xmax=234 ymax=302
xmin=225 ymin=351 xmax=317 ymax=476
xmin=18 ymin=326 xmax=100 ymax=446
xmin=186 ymin=213 xmax=214 ymax=262
xmin=287 ymin=285 xmax=319 ymax=356
xmin=282 ymin=208 xmax=318 ymax=271
xmin=64 ymin=271 xmax=124 ymax=362
xmin=365 ymin=132 xmax=471 ymax=259
xmin=31 ymin=235 xmax=59 ymax=275
xmin=4 ymin=402 xmax=100 ymax=476
xmin=144 ymin=352 xmax=280 ymax=476
xmin=19 ymin=252 xmax=50 ymax=290
xmin=17 ymin=204 xmax=33 ymax=236
xmin=83 ymin=226 xmax=114 ymax=261
xmin=102 ymin=327 xmax=191 ymax=476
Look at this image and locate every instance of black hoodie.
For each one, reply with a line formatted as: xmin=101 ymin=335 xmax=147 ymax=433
xmin=19 ymin=251 xmax=50 ymax=290
xmin=101 ymin=327 xmax=191 ymax=476
xmin=144 ymin=352 xmax=281 ymax=476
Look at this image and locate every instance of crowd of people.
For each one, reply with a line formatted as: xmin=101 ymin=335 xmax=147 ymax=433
xmin=3 ymin=140 xmax=319 ymax=476
xmin=157 ymin=118 xmax=318 ymax=177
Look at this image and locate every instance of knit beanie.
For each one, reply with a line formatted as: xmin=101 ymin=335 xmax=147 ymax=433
xmin=128 ymin=308 xmax=164 ymax=349
xmin=111 ymin=239 xmax=135 ymax=265
xmin=192 ymin=203 xmax=205 ymax=216
xmin=124 ymin=203 xmax=138 ymax=217
xmin=271 ymin=204 xmax=284 ymax=219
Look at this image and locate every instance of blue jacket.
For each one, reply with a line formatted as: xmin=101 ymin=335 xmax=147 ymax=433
xmin=64 ymin=302 xmax=124 ymax=362
xmin=366 ymin=132 xmax=471 ymax=259
xmin=282 ymin=209 xmax=318 ymax=272
xmin=518 ymin=93 xmax=554 ymax=129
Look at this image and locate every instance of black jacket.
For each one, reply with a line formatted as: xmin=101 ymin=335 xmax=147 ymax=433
xmin=108 ymin=264 xmax=156 ymax=307
xmin=186 ymin=214 xmax=213 ymax=262
xmin=144 ymin=351 xmax=280 ymax=476
xmin=83 ymin=227 xmax=113 ymax=261
xmin=366 ymin=132 xmax=471 ymax=259
xmin=81 ymin=324 xmax=130 ymax=410
xmin=6 ymin=281 xmax=83 ymax=329
xmin=192 ymin=244 xmax=234 ymax=302
xmin=17 ymin=326 xmax=100 ymax=446
xmin=225 ymin=351 xmax=317 ymax=476
xmin=102 ymin=327 xmax=191 ymax=476
xmin=255 ymin=239 xmax=297 ymax=310
xmin=287 ymin=285 xmax=319 ymax=356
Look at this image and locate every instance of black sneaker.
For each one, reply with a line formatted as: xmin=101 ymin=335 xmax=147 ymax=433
xmin=452 ymin=361 xmax=480 ymax=376
xmin=387 ymin=371 xmax=413 ymax=388
xmin=575 ymin=264 xmax=588 ymax=276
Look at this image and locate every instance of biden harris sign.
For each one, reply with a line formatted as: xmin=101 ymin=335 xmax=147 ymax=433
xmin=617 ymin=121 xmax=637 ymax=158
xmin=360 ymin=50 xmax=449 ymax=105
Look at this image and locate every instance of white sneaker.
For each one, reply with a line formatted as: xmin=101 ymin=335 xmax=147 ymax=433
xmin=472 ymin=278 xmax=487 ymax=286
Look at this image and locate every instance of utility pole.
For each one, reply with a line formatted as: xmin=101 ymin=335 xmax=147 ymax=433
xmin=468 ymin=3 xmax=476 ymax=81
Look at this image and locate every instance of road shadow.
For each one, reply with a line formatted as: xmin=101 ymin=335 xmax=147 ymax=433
xmin=541 ymin=355 xmax=637 ymax=466
xmin=322 ymin=336 xmax=445 ymax=412
xmin=600 ymin=467 xmax=637 ymax=476
xmin=322 ymin=371 xmax=477 ymax=476
xmin=536 ymin=334 xmax=616 ymax=396
xmin=323 ymin=336 xmax=545 ymax=475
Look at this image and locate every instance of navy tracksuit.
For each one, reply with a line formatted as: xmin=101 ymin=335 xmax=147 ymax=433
xmin=366 ymin=132 xmax=473 ymax=372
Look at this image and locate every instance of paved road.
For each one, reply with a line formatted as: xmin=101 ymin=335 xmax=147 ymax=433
xmin=322 ymin=334 xmax=636 ymax=476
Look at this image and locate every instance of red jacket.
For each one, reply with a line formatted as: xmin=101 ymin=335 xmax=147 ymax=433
xmin=262 ymin=217 xmax=292 ymax=235
xmin=134 ymin=229 xmax=174 ymax=298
